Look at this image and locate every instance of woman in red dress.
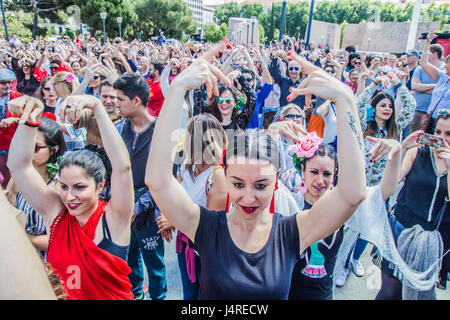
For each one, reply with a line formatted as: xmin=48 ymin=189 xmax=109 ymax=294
xmin=7 ymin=94 xmax=134 ymax=300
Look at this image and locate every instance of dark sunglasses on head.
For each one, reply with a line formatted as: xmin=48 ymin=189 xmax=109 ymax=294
xmin=93 ymin=75 xmax=106 ymax=80
xmin=289 ymin=67 xmax=300 ymax=71
xmin=285 ymin=114 xmax=303 ymax=119
xmin=217 ymin=97 xmax=234 ymax=104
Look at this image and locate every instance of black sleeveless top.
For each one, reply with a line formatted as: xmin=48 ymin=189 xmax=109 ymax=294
xmin=395 ymin=147 xmax=449 ymax=231
xmin=288 ymin=201 xmax=344 ymax=300
xmin=97 ymin=214 xmax=129 ymax=261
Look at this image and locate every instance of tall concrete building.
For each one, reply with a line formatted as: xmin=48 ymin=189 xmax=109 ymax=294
xmin=184 ymin=0 xmax=204 ymax=33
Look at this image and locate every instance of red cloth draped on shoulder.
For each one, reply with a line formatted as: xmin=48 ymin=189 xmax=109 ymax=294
xmin=46 ymin=200 xmax=133 ymax=300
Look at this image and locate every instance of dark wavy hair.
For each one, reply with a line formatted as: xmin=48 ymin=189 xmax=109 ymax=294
xmin=37 ymin=117 xmax=67 ymax=171
xmin=364 ymin=91 xmax=397 ymax=140
xmin=207 ymin=85 xmax=245 ymax=124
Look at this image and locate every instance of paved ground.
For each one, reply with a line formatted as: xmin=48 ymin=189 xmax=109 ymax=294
xmin=144 ymin=239 xmax=450 ymax=300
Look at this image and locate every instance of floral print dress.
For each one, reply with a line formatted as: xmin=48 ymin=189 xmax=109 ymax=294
xmin=357 ymin=84 xmax=416 ymax=187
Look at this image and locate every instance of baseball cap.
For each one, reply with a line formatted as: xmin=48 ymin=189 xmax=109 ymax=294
xmin=405 ymin=49 xmax=420 ymax=58
xmin=0 ymin=68 xmax=16 ymax=81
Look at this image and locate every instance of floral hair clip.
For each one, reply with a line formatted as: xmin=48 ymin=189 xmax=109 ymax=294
xmin=234 ymin=96 xmax=246 ymax=111
xmin=288 ymin=131 xmax=323 ymax=175
xmin=366 ymin=105 xmax=375 ymax=122
xmin=65 ymin=73 xmax=74 ymax=83
xmin=46 ymin=155 xmax=63 ymax=176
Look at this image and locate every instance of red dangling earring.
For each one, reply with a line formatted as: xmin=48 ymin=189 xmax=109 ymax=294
xmin=269 ymin=180 xmax=279 ymax=214
xmin=225 ymin=193 xmax=230 ymax=213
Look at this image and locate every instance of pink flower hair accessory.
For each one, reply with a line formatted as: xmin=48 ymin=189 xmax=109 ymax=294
xmin=65 ymin=73 xmax=74 ymax=83
xmin=289 ymin=131 xmax=323 ymax=159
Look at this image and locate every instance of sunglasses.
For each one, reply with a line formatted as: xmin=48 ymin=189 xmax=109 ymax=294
xmin=354 ymin=61 xmax=361 ymax=65
xmin=217 ymin=97 xmax=234 ymax=104
xmin=43 ymin=87 xmax=52 ymax=91
xmin=93 ymin=75 xmax=106 ymax=80
xmin=34 ymin=144 xmax=48 ymax=153
xmin=289 ymin=67 xmax=300 ymax=71
xmin=285 ymin=114 xmax=303 ymax=119
xmin=50 ymin=66 xmax=59 ymax=70
xmin=325 ymin=69 xmax=335 ymax=73
xmin=0 ymin=81 xmax=12 ymax=85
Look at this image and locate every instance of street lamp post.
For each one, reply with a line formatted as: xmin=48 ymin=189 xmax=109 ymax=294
xmin=246 ymin=23 xmax=249 ymax=44
xmin=100 ymin=12 xmax=107 ymax=44
xmin=305 ymin=0 xmax=316 ymax=50
xmin=117 ymin=16 xmax=122 ymax=39
xmin=280 ymin=0 xmax=287 ymax=41
xmin=0 ymin=0 xmax=8 ymax=41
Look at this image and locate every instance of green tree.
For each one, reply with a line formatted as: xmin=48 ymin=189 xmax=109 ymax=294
xmin=67 ymin=0 xmax=137 ymax=40
xmin=204 ymin=22 xmax=227 ymax=43
xmin=213 ymin=1 xmax=240 ymax=26
xmin=133 ymin=0 xmax=197 ymax=40
xmin=240 ymin=3 xmax=263 ymax=20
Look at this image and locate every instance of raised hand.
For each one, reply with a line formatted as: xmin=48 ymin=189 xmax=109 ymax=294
xmin=435 ymin=139 xmax=450 ymax=171
xmin=59 ymin=95 xmax=103 ymax=124
xmin=8 ymin=96 xmax=44 ymax=125
xmin=366 ymin=136 xmax=402 ymax=162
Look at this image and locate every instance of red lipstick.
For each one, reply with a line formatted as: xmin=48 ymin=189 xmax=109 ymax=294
xmin=240 ymin=205 xmax=258 ymax=214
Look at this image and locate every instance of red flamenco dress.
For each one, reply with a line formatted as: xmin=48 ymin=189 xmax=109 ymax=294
xmin=47 ymin=200 xmax=133 ymax=300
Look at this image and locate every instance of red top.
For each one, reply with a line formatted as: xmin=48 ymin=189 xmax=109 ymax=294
xmin=0 ymin=91 xmax=22 ymax=151
xmin=146 ymin=78 xmax=165 ymax=117
xmin=47 ymin=200 xmax=133 ymax=300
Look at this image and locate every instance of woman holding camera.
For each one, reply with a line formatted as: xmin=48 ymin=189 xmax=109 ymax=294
xmin=375 ymin=109 xmax=450 ymax=299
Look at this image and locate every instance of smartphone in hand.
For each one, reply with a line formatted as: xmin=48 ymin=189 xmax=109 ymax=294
xmin=417 ymin=133 xmax=444 ymax=148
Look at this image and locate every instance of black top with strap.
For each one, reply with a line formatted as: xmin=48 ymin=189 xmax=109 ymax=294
xmin=97 ymin=214 xmax=129 ymax=261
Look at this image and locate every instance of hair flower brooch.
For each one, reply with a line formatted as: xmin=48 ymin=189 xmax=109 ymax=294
xmin=288 ymin=131 xmax=323 ymax=174
xmin=65 ymin=73 xmax=74 ymax=83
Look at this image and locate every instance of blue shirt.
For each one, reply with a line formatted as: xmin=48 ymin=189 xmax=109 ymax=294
xmin=412 ymin=66 xmax=436 ymax=113
xmin=248 ymin=83 xmax=273 ymax=129
xmin=428 ymin=71 xmax=450 ymax=118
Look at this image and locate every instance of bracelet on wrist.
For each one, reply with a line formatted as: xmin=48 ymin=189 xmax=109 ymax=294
xmin=24 ymin=120 xmax=42 ymax=127
xmin=394 ymin=82 xmax=403 ymax=90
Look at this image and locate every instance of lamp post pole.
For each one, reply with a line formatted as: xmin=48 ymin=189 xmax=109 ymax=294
xmin=280 ymin=0 xmax=286 ymax=41
xmin=305 ymin=0 xmax=315 ymax=50
xmin=117 ymin=16 xmax=122 ymax=39
xmin=100 ymin=12 xmax=107 ymax=44
xmin=0 ymin=0 xmax=8 ymax=41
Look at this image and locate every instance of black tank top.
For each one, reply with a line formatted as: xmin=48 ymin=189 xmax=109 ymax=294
xmin=395 ymin=147 xmax=449 ymax=231
xmin=97 ymin=214 xmax=129 ymax=261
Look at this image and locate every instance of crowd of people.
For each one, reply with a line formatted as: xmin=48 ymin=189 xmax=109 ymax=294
xmin=0 ymin=26 xmax=449 ymax=301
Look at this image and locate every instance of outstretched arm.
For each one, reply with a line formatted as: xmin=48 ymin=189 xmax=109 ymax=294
xmin=288 ymin=52 xmax=366 ymax=254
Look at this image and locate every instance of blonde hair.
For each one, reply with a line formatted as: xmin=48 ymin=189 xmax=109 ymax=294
xmin=50 ymin=71 xmax=79 ymax=97
xmin=280 ymin=103 xmax=306 ymax=128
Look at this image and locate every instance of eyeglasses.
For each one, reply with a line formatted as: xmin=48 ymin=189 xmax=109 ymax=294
xmin=285 ymin=114 xmax=303 ymax=119
xmin=217 ymin=97 xmax=234 ymax=104
xmin=34 ymin=144 xmax=48 ymax=153
xmin=289 ymin=67 xmax=300 ymax=71
xmin=93 ymin=75 xmax=106 ymax=80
